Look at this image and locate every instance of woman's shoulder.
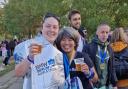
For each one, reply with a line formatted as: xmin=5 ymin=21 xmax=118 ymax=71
xmin=75 ymin=51 xmax=88 ymax=58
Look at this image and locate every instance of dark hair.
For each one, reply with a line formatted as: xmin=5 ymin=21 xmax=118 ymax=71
xmin=43 ymin=12 xmax=60 ymax=23
xmin=39 ymin=13 xmax=60 ymax=35
xmin=56 ymin=27 xmax=79 ymax=51
xmin=68 ymin=9 xmax=80 ymax=20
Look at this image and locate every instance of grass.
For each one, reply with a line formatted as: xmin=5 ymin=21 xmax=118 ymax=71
xmin=0 ymin=57 xmax=15 ymax=77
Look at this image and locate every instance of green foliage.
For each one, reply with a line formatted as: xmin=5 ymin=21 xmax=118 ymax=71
xmin=1 ymin=0 xmax=128 ymax=39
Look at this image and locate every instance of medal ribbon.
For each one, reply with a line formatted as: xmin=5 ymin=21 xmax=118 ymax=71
xmin=98 ymin=46 xmax=107 ymax=63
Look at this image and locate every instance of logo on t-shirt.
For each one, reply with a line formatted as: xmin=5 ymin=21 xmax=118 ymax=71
xmin=35 ymin=59 xmax=55 ymax=75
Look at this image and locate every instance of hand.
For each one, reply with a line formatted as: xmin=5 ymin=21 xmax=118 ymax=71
xmin=81 ymin=63 xmax=90 ymax=74
xmin=29 ymin=43 xmax=42 ymax=59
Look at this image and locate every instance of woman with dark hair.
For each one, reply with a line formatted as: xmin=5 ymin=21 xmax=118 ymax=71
xmin=56 ymin=27 xmax=98 ymax=89
xmin=14 ymin=13 xmax=65 ymax=89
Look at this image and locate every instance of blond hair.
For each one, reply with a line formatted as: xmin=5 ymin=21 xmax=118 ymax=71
xmin=111 ymin=27 xmax=128 ymax=44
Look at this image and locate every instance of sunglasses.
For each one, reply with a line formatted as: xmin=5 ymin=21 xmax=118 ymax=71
xmin=83 ymin=30 xmax=87 ymax=34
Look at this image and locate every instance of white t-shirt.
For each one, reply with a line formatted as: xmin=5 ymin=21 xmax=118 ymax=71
xmin=77 ymin=36 xmax=84 ymax=52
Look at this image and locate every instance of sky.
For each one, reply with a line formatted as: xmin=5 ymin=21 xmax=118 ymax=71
xmin=0 ymin=0 xmax=6 ymax=8
xmin=0 ymin=0 xmax=4 ymax=3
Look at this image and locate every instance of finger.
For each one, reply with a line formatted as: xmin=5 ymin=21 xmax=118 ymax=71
xmin=81 ymin=64 xmax=88 ymax=69
xmin=81 ymin=64 xmax=89 ymax=71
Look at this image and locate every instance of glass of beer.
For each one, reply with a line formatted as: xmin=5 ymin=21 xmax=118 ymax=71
xmin=33 ymin=44 xmax=42 ymax=53
xmin=30 ymin=39 xmax=43 ymax=55
xmin=74 ymin=58 xmax=84 ymax=71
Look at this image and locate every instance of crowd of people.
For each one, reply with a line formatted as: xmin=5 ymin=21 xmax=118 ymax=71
xmin=0 ymin=39 xmax=19 ymax=70
xmin=13 ymin=10 xmax=128 ymax=89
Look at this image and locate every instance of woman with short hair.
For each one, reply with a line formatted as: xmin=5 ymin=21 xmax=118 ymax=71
xmin=56 ymin=27 xmax=98 ymax=89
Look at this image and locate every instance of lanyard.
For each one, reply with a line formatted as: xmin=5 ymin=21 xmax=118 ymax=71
xmin=98 ymin=45 xmax=107 ymax=63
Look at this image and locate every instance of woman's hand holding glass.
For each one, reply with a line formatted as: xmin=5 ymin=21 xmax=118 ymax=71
xmin=74 ymin=58 xmax=89 ymax=74
xmin=29 ymin=43 xmax=42 ymax=55
xmin=81 ymin=63 xmax=90 ymax=74
xmin=28 ymin=40 xmax=43 ymax=61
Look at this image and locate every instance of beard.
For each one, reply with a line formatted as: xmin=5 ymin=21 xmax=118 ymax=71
xmin=72 ymin=25 xmax=80 ymax=30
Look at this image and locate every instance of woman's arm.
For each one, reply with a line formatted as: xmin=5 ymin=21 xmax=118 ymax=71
xmin=15 ymin=58 xmax=31 ymax=77
xmin=81 ymin=52 xmax=99 ymax=82
xmin=90 ymin=67 xmax=99 ymax=83
xmin=81 ymin=63 xmax=98 ymax=82
xmin=14 ymin=41 xmax=32 ymax=77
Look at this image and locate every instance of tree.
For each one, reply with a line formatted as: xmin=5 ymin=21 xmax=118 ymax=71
xmin=4 ymin=0 xmax=71 ymax=39
xmin=3 ymin=0 xmax=128 ymax=39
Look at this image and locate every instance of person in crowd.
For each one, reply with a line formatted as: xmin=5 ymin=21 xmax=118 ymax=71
xmin=1 ymin=43 xmax=8 ymax=65
xmin=9 ymin=39 xmax=18 ymax=56
xmin=0 ymin=42 xmax=5 ymax=70
xmin=56 ymin=27 xmax=98 ymax=89
xmin=107 ymin=31 xmax=113 ymax=42
xmin=0 ymin=42 xmax=1 ymax=54
xmin=110 ymin=27 xmax=128 ymax=89
xmin=124 ymin=28 xmax=128 ymax=38
xmin=83 ymin=22 xmax=117 ymax=89
xmin=14 ymin=12 xmax=65 ymax=89
xmin=68 ymin=9 xmax=87 ymax=52
xmin=3 ymin=40 xmax=11 ymax=65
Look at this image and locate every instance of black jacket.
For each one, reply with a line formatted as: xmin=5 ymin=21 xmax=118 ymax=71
xmin=82 ymin=39 xmax=117 ymax=87
xmin=70 ymin=52 xmax=94 ymax=89
xmin=114 ymin=47 xmax=128 ymax=80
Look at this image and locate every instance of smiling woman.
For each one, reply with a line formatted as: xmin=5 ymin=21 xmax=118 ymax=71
xmin=14 ymin=12 xmax=65 ymax=89
xmin=56 ymin=27 xmax=97 ymax=89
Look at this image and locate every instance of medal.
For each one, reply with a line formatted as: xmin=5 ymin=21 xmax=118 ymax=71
xmin=100 ymin=63 xmax=105 ymax=69
xmin=97 ymin=46 xmax=107 ymax=70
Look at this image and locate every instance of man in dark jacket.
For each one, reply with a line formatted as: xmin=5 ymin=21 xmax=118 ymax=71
xmin=83 ymin=23 xmax=117 ymax=89
xmin=68 ymin=9 xmax=87 ymax=52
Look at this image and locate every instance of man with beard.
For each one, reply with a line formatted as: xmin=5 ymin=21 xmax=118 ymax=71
xmin=68 ymin=9 xmax=87 ymax=52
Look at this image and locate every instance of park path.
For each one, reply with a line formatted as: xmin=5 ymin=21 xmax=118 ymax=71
xmin=0 ymin=70 xmax=23 ymax=89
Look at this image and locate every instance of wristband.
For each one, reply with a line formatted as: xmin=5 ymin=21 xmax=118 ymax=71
xmin=84 ymin=68 xmax=94 ymax=80
xmin=27 ymin=55 xmax=34 ymax=64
